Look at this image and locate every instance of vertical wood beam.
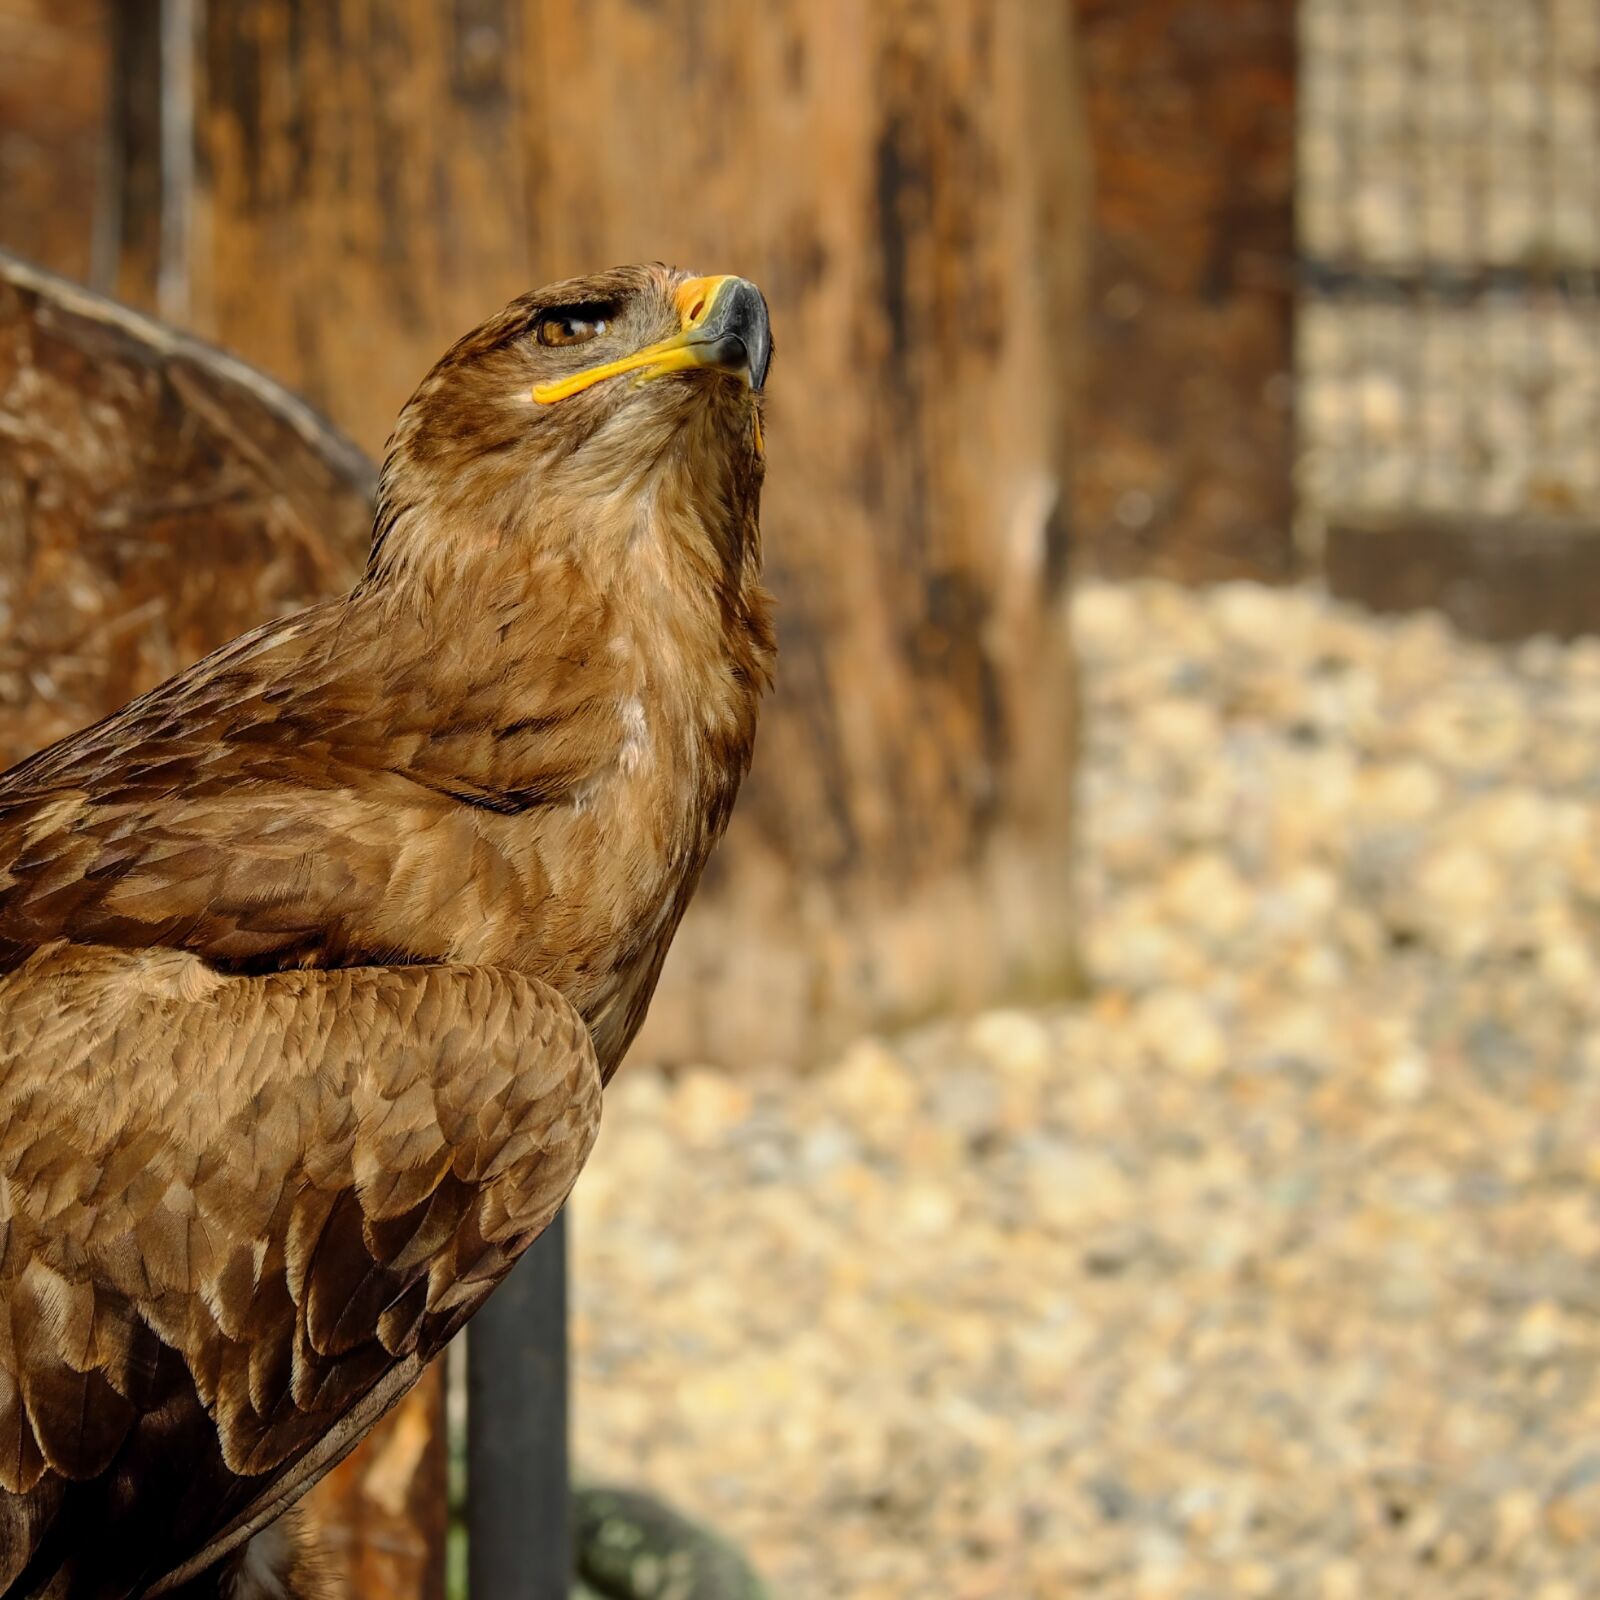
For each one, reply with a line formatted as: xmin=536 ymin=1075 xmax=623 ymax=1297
xmin=105 ymin=0 xmax=164 ymax=308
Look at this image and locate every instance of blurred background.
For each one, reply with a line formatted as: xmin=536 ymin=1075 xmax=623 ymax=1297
xmin=2 ymin=1 xmax=1599 ymax=1597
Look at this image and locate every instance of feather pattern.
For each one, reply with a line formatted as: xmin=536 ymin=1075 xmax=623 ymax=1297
xmin=0 ymin=264 xmax=773 ymax=1597
xmin=0 ymin=948 xmax=599 ymax=1594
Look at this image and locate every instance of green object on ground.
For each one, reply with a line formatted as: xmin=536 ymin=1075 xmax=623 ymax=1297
xmin=574 ymin=1485 xmax=771 ymax=1600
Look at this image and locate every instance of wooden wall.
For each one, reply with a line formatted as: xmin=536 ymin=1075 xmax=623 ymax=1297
xmin=1074 ymin=0 xmax=1297 ymax=581
xmin=6 ymin=0 xmax=1291 ymax=598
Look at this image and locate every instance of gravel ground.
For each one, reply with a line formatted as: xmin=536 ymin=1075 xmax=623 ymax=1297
xmin=570 ymin=579 xmax=1600 ymax=1600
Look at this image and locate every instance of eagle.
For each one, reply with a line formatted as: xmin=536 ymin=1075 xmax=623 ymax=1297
xmin=0 ymin=265 xmax=774 ymax=1598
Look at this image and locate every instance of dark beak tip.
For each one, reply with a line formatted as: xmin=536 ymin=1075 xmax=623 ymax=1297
xmin=726 ymin=279 xmax=771 ymax=393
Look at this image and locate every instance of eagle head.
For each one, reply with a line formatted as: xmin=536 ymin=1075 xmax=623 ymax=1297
xmin=368 ymin=264 xmax=772 ymax=586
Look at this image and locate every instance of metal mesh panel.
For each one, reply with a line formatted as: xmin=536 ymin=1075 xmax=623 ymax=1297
xmin=1298 ymin=0 xmax=1600 ymax=535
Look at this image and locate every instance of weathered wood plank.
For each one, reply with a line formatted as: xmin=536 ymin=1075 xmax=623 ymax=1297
xmin=1074 ymin=0 xmax=1296 ymax=582
xmin=0 ymin=0 xmax=112 ymax=285
xmin=0 ymin=251 xmax=372 ymax=763
xmin=185 ymin=0 xmax=537 ymax=457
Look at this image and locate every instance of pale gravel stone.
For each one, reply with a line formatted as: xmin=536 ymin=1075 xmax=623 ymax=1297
xmin=571 ymin=580 xmax=1600 ymax=1599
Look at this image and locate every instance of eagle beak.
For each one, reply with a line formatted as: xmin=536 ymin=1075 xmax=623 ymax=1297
xmin=532 ymin=275 xmax=771 ymax=405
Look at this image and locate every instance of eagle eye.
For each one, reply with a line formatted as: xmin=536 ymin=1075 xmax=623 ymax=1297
xmin=535 ymin=307 xmax=611 ymax=348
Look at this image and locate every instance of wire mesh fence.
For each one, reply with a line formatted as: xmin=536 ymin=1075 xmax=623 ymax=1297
xmin=1297 ymin=0 xmax=1600 ymax=548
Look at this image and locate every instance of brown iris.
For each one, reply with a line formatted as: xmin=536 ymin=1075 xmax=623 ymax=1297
xmin=536 ymin=312 xmax=608 ymax=348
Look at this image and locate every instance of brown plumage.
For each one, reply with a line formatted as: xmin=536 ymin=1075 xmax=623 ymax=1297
xmin=0 ymin=264 xmax=774 ymax=1598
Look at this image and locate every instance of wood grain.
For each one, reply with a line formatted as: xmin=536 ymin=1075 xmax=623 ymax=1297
xmin=188 ymin=0 xmax=537 ymax=457
xmin=0 ymin=0 xmax=111 ymax=287
xmin=0 ymin=252 xmax=372 ymax=767
xmin=1074 ymin=0 xmax=1297 ymax=582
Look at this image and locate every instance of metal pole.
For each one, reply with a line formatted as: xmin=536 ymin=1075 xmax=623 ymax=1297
xmin=467 ymin=1209 xmax=571 ymax=1600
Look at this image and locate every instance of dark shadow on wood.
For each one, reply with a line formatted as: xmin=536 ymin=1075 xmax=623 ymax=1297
xmin=105 ymin=0 xmax=165 ymax=305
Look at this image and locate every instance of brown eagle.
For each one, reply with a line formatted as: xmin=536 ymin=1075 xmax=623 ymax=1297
xmin=0 ymin=265 xmax=774 ymax=1598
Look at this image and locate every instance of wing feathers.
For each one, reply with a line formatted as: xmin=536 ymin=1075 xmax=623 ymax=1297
xmin=0 ymin=1365 xmax=47 ymax=1493
xmin=24 ymin=1360 xmax=134 ymax=1481
xmin=0 ymin=947 xmax=601 ymax=1591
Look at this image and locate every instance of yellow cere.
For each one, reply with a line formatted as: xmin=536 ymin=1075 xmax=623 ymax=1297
xmin=532 ymin=276 xmax=737 ymax=405
xmin=672 ymin=275 xmax=733 ymax=327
